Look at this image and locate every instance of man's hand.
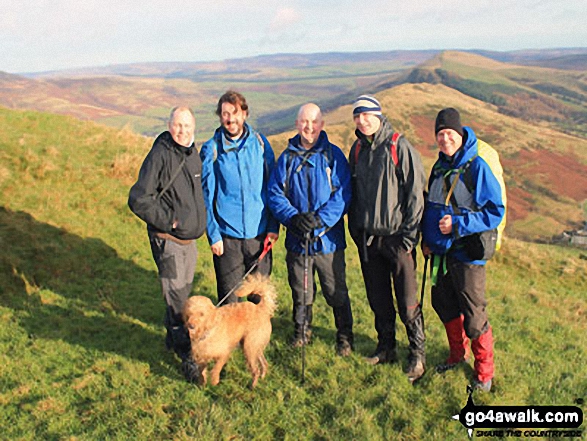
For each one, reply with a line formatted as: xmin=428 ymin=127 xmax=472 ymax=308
xmin=211 ymin=240 xmax=224 ymax=256
xmin=290 ymin=213 xmax=314 ymax=234
xmin=421 ymin=243 xmax=432 ymax=257
xmin=267 ymin=232 xmax=279 ymax=243
xmin=439 ymin=214 xmax=453 ymax=235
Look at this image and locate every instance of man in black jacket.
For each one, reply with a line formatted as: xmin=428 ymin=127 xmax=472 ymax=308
xmin=348 ymin=95 xmax=427 ymax=383
xmin=128 ymin=106 xmax=206 ymax=383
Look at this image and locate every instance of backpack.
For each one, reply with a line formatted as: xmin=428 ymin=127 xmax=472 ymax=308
xmin=283 ymin=144 xmax=335 ymax=198
xmin=437 ymin=140 xmax=506 ymax=259
xmin=353 ymin=132 xmax=404 ymax=185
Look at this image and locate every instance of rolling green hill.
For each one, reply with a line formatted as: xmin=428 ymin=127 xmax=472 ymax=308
xmin=1 ymin=101 xmax=585 ymax=439
xmin=403 ymin=51 xmax=587 ymax=138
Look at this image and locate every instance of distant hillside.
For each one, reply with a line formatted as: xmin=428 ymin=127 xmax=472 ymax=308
xmin=401 ymin=51 xmax=587 ymax=138
xmin=473 ymin=48 xmax=587 ymax=71
xmin=3 ymin=49 xmax=587 ymax=141
xmin=25 ymin=50 xmax=439 ymax=80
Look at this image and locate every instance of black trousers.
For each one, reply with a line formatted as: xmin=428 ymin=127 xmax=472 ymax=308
xmin=357 ymin=235 xmax=420 ymax=349
xmin=213 ymin=235 xmax=272 ymax=304
xmin=285 ymin=249 xmax=349 ymax=307
xmin=431 ymin=257 xmax=489 ymax=340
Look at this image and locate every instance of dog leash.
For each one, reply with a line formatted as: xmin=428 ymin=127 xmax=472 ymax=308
xmin=216 ymin=236 xmax=274 ymax=307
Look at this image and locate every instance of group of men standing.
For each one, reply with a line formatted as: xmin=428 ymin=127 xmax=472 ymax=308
xmin=128 ymin=90 xmax=505 ymax=393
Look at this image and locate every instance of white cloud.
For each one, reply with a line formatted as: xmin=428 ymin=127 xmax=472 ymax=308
xmin=269 ymin=7 xmax=303 ymax=34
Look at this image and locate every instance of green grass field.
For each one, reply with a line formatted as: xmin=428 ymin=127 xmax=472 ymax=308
xmin=1 ymin=107 xmax=586 ymax=440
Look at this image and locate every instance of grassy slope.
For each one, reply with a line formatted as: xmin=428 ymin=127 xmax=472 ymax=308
xmin=0 ymin=106 xmax=586 ymax=440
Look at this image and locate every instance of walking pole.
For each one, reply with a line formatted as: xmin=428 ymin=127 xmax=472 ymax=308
xmin=216 ymin=236 xmax=274 ymax=307
xmin=301 ymin=232 xmax=310 ymax=385
xmin=420 ymin=254 xmax=429 ymax=306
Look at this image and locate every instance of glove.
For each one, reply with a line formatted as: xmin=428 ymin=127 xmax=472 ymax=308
xmin=309 ymin=213 xmax=323 ymax=230
xmin=289 ymin=213 xmax=315 ymax=235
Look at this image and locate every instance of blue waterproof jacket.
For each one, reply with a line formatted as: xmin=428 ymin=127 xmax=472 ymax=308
xmin=200 ymin=123 xmax=279 ymax=245
xmin=268 ymin=131 xmax=351 ymax=255
xmin=421 ymin=127 xmax=505 ymax=265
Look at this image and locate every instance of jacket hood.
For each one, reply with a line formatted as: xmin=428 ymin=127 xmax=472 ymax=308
xmin=437 ymin=126 xmax=478 ymax=169
xmin=287 ymin=130 xmax=330 ymax=154
xmin=156 ymin=131 xmax=195 ymax=156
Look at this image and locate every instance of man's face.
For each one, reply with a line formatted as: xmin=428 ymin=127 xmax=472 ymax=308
xmin=168 ymin=110 xmax=195 ymax=147
xmin=353 ymin=112 xmax=381 ymax=137
xmin=296 ymin=105 xmax=324 ymax=149
xmin=436 ymin=128 xmax=463 ymax=157
xmin=220 ymin=102 xmax=247 ymax=138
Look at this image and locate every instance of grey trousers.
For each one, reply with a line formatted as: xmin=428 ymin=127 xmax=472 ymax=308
xmin=149 ymin=232 xmax=198 ymax=329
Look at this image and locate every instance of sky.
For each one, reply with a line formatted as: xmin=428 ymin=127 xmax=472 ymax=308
xmin=1 ymin=0 xmax=586 ymax=73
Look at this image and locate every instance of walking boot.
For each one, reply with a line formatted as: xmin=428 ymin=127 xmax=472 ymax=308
xmin=436 ymin=315 xmax=470 ymax=373
xmin=471 ymin=326 xmax=494 ymax=392
xmin=170 ymin=325 xmax=200 ymax=384
xmin=333 ymin=302 xmax=354 ymax=356
xmin=405 ymin=307 xmax=426 ymax=383
xmin=366 ymin=319 xmax=397 ymax=364
xmin=365 ymin=344 xmax=398 ymax=365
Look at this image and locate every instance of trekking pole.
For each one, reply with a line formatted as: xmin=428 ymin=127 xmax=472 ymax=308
xmin=420 ymin=254 xmax=429 ymax=306
xmin=216 ymin=236 xmax=274 ymax=307
xmin=301 ymin=232 xmax=310 ymax=385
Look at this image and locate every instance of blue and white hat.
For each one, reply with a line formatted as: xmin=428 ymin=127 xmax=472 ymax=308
xmin=352 ymin=95 xmax=382 ymax=116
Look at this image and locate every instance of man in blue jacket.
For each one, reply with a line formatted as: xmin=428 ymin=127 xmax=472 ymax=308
xmin=421 ymin=108 xmax=505 ymax=392
xmin=200 ymin=91 xmax=279 ymax=304
xmin=269 ymin=103 xmax=354 ymax=356
xmin=129 ymin=106 xmax=206 ymax=383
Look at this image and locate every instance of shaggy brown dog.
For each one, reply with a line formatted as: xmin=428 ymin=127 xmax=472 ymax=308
xmin=182 ymin=274 xmax=277 ymax=388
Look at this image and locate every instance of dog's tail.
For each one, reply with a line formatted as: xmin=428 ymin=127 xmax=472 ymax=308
xmin=234 ymin=274 xmax=277 ymax=317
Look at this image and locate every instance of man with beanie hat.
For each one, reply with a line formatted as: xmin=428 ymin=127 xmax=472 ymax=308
xmin=348 ymin=94 xmax=427 ymax=383
xmin=421 ymin=107 xmax=505 ymax=392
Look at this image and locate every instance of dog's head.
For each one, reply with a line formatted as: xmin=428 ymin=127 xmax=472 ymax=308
xmin=183 ymin=296 xmax=216 ymax=340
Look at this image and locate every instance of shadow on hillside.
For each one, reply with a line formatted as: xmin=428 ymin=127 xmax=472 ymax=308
xmin=0 ymin=206 xmax=200 ymax=380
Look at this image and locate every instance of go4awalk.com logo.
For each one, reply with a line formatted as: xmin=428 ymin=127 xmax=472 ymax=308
xmin=453 ymin=388 xmax=584 ymax=438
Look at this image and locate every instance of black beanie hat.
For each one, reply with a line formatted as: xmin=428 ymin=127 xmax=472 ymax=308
xmin=435 ymin=108 xmax=463 ymax=137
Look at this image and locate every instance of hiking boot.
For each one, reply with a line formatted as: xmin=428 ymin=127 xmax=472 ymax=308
xmin=291 ymin=329 xmax=312 ymax=348
xmin=472 ymin=378 xmax=492 ymax=393
xmin=365 ymin=347 xmax=397 ymax=365
xmin=406 ymin=357 xmax=426 ymax=383
xmin=181 ymin=356 xmax=200 ymax=384
xmin=336 ymin=339 xmax=353 ymax=357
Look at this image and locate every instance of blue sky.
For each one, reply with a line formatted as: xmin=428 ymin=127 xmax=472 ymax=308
xmin=2 ymin=0 xmax=586 ymax=73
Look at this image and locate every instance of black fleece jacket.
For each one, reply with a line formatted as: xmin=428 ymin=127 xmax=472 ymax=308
xmin=128 ymin=131 xmax=206 ymax=240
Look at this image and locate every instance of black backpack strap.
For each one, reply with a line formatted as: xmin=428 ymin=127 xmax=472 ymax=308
xmin=157 ymin=156 xmax=187 ymax=200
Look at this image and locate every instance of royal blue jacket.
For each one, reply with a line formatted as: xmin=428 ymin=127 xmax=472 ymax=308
xmin=268 ymin=131 xmax=351 ymax=255
xmin=200 ymin=123 xmax=279 ymax=245
xmin=422 ymin=127 xmax=505 ymax=265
